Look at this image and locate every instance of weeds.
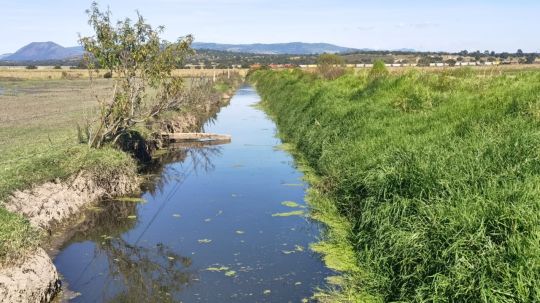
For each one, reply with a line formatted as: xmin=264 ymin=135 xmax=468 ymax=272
xmin=252 ymin=68 xmax=540 ymax=302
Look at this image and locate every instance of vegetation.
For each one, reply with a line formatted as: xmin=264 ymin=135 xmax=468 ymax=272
xmin=79 ymin=2 xmax=193 ymax=148
xmin=317 ymin=54 xmax=346 ymax=80
xmin=0 ymin=79 xmax=135 ymax=264
xmin=368 ymin=60 xmax=389 ymax=78
xmin=251 ymin=68 xmax=540 ymax=302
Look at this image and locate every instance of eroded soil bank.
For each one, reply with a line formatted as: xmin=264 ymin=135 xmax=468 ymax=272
xmin=1 ymin=167 xmax=139 ymax=303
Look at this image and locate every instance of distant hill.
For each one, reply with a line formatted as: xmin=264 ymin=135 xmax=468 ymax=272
xmin=2 ymin=41 xmax=398 ymax=63
xmin=2 ymin=41 xmax=358 ymax=62
xmin=3 ymin=42 xmax=83 ymax=61
xmin=192 ymin=42 xmax=358 ymax=55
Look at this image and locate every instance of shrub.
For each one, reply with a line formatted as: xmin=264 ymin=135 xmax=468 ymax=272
xmin=25 ymin=65 xmax=37 ymax=70
xmin=317 ymin=53 xmax=346 ymax=80
xmin=78 ymin=2 xmax=193 ymax=148
xmin=369 ymin=60 xmax=389 ymax=79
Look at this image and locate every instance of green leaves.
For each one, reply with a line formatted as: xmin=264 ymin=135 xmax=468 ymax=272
xmin=79 ymin=3 xmax=194 ymax=148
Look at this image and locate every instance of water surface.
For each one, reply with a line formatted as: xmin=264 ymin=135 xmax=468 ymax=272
xmin=54 ymin=85 xmax=331 ymax=302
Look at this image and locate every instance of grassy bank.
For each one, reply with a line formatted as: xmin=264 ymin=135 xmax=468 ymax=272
xmin=0 ymin=74 xmax=240 ymax=265
xmin=0 ymin=79 xmax=135 ymax=264
xmin=251 ymin=68 xmax=540 ymax=302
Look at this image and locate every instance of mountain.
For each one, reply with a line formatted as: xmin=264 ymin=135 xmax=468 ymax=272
xmin=2 ymin=41 xmax=363 ymax=62
xmin=3 ymin=42 xmax=83 ymax=61
xmin=192 ymin=42 xmax=357 ymax=55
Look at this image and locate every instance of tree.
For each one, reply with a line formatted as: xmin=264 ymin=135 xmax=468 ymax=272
xmin=445 ymin=59 xmax=457 ymax=67
xmin=526 ymin=54 xmax=537 ymax=64
xmin=79 ymin=2 xmax=193 ymax=148
xmin=517 ymin=49 xmax=524 ymax=56
xmin=317 ymin=53 xmax=345 ymax=80
xmin=317 ymin=53 xmax=345 ymax=67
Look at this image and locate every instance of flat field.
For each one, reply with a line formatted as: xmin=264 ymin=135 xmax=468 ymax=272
xmin=0 ymin=68 xmax=248 ymax=80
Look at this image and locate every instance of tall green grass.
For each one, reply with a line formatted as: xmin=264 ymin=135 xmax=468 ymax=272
xmin=251 ymin=68 xmax=540 ymax=302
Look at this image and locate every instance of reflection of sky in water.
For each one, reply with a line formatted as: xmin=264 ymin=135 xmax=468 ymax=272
xmin=54 ymin=85 xmax=332 ymax=302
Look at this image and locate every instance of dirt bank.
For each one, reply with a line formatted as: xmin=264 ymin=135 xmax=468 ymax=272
xmin=5 ymin=170 xmax=140 ymax=231
xmin=0 ymin=168 xmax=140 ymax=303
xmin=0 ymin=248 xmax=60 ymax=303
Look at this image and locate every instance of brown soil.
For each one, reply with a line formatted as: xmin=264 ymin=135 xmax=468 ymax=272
xmin=0 ymin=248 xmax=60 ymax=303
xmin=5 ymin=170 xmax=139 ymax=232
xmin=1 ymin=169 xmax=140 ymax=302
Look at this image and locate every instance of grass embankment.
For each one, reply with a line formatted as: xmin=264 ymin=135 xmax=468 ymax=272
xmin=251 ymin=68 xmax=540 ymax=302
xmin=0 ymin=79 xmax=134 ymax=264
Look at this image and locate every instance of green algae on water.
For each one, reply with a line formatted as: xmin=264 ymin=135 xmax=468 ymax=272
xmin=225 ymin=270 xmax=237 ymax=277
xmin=271 ymin=210 xmax=305 ymax=217
xmin=281 ymin=201 xmax=306 ymax=208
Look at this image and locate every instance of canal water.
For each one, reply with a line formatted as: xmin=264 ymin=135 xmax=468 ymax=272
xmin=53 ymin=84 xmax=332 ymax=302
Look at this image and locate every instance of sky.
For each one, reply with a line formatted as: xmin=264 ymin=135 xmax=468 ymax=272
xmin=1 ymin=0 xmax=538 ymax=54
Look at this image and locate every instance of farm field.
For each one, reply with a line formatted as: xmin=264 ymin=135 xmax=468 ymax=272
xmin=251 ymin=67 xmax=540 ymax=302
xmin=0 ymin=68 xmax=248 ymax=80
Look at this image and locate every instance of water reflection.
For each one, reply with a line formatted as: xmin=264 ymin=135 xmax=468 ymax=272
xmin=143 ymin=146 xmax=223 ymax=196
xmin=54 ymin=85 xmax=332 ymax=302
xmin=61 ymin=200 xmax=194 ymax=302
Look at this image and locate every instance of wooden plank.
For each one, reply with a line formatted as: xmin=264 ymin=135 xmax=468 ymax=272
xmin=161 ymin=132 xmax=232 ymax=141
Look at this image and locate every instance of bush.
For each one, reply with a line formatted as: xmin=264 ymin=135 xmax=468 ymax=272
xmin=369 ymin=60 xmax=389 ymax=78
xmin=317 ymin=53 xmax=346 ymax=80
xmin=445 ymin=59 xmax=457 ymax=67
xmin=103 ymin=71 xmax=113 ymax=79
xmin=53 ymin=65 xmax=62 ymax=69
xmin=25 ymin=65 xmax=37 ymax=70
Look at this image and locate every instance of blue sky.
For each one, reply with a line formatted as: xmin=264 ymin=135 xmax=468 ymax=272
xmin=0 ymin=0 xmax=538 ymax=54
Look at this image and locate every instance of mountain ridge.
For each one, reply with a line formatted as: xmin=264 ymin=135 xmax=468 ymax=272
xmin=191 ymin=42 xmax=359 ymax=54
xmin=2 ymin=41 xmax=364 ymax=62
xmin=3 ymin=42 xmax=83 ymax=61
